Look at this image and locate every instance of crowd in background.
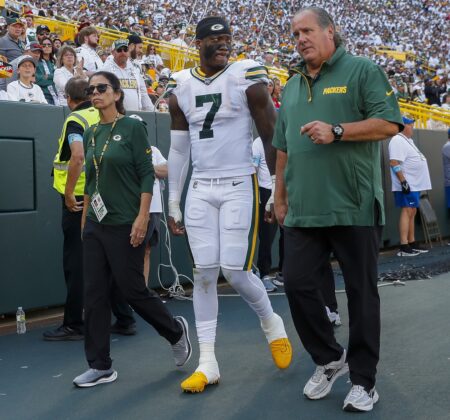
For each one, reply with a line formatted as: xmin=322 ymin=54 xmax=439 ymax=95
xmin=0 ymin=0 xmax=449 ymax=115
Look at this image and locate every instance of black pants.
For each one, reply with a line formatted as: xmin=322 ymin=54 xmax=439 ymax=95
xmin=283 ymin=225 xmax=382 ymax=390
xmin=83 ymin=218 xmax=182 ymax=370
xmin=61 ymin=196 xmax=135 ymax=330
xmin=321 ymin=261 xmax=338 ymax=313
xmin=278 ymin=227 xmax=284 ymax=272
xmin=257 ymin=187 xmax=278 ymax=278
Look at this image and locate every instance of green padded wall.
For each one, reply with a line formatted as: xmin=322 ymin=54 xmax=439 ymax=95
xmin=0 ymin=101 xmax=449 ymax=314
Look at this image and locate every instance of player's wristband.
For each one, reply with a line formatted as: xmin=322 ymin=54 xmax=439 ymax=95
xmin=265 ymin=175 xmax=276 ymax=212
xmin=392 ymin=165 xmax=402 ymax=173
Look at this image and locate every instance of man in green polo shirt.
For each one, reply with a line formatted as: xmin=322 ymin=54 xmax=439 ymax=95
xmin=272 ymin=7 xmax=403 ymax=413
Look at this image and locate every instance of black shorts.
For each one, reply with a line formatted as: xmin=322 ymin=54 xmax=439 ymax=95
xmin=145 ymin=213 xmax=161 ymax=247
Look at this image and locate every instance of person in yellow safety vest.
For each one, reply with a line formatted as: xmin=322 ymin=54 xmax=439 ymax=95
xmin=44 ymin=76 xmax=138 ymax=341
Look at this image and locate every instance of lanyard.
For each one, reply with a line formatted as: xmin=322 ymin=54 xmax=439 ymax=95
xmin=398 ymin=134 xmax=426 ymax=161
xmin=91 ymin=113 xmax=120 ymax=191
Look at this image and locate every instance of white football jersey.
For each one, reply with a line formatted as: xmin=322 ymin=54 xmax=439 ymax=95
xmin=169 ymin=60 xmax=268 ymax=178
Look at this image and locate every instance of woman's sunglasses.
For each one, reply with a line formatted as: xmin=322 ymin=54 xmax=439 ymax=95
xmin=85 ymin=83 xmax=113 ymax=95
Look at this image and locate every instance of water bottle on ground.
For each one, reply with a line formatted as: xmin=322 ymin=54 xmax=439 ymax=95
xmin=16 ymin=307 xmax=26 ymax=334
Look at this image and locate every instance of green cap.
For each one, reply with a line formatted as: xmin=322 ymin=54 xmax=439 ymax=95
xmin=112 ymin=39 xmax=129 ymax=50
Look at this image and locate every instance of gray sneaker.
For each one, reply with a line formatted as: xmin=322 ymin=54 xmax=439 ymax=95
xmin=272 ymin=272 xmax=284 ymax=287
xmin=73 ymin=368 xmax=117 ymax=388
xmin=261 ymin=276 xmax=277 ymax=292
xmin=172 ymin=316 xmax=192 ymax=367
xmin=303 ymin=349 xmax=348 ymax=400
xmin=343 ymin=385 xmax=379 ymax=412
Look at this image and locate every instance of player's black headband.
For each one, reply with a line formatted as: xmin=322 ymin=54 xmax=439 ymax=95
xmin=196 ymin=16 xmax=231 ymax=40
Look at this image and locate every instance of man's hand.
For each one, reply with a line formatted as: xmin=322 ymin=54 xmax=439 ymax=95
xmin=168 ymin=200 xmax=185 ymax=235
xmin=301 ymin=121 xmax=334 ymax=144
xmin=401 ymin=180 xmax=411 ymax=194
xmin=168 ymin=216 xmax=185 ymax=235
xmin=274 ymin=200 xmax=288 ymax=226
xmin=130 ymin=213 xmax=149 ymax=247
xmin=65 ymin=194 xmax=83 ymax=212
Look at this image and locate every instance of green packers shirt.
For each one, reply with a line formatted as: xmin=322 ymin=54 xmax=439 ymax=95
xmin=84 ymin=116 xmax=154 ymax=225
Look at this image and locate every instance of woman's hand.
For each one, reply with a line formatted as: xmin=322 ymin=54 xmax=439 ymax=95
xmin=130 ymin=213 xmax=149 ymax=247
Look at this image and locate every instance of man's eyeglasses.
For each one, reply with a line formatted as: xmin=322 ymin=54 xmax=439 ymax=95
xmin=85 ymin=83 xmax=113 ymax=95
xmin=116 ymin=47 xmax=128 ymax=53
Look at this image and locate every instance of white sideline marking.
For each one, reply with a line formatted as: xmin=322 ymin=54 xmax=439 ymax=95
xmin=20 ymin=366 xmax=28 ymax=369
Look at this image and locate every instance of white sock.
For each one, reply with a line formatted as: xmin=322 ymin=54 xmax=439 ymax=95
xmin=195 ymin=342 xmax=220 ymax=381
xmin=260 ymin=313 xmax=287 ymax=343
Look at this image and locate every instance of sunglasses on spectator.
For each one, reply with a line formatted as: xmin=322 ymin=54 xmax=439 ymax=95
xmin=116 ymin=47 xmax=128 ymax=53
xmin=42 ymin=43 xmax=52 ymax=47
xmin=85 ymin=83 xmax=113 ymax=95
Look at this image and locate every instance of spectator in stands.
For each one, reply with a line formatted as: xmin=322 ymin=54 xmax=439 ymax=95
xmin=73 ymin=71 xmax=191 ymax=388
xmin=101 ymin=39 xmax=154 ymax=112
xmin=3 ymin=42 xmax=42 ymax=89
xmin=35 ymin=24 xmax=50 ymax=45
xmin=52 ymin=38 xmax=62 ymax=54
xmin=262 ymin=50 xmax=275 ymax=67
xmin=389 ymin=116 xmax=431 ymax=257
xmin=54 ymin=46 xmax=86 ymax=106
xmin=0 ymin=19 xmax=25 ymax=64
xmin=76 ymin=26 xmax=102 ymax=75
xmin=35 ymin=37 xmax=58 ymax=104
xmin=143 ymin=44 xmax=163 ymax=71
xmin=271 ymin=76 xmax=282 ymax=108
xmin=127 ymin=34 xmax=144 ymax=68
xmin=24 ymin=14 xmax=36 ymax=44
xmin=424 ymin=78 xmax=446 ymax=105
xmin=7 ymin=56 xmax=47 ymax=103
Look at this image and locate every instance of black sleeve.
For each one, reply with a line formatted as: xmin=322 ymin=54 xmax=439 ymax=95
xmin=59 ymin=121 xmax=85 ymax=162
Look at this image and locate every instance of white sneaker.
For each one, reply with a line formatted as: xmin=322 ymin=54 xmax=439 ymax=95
xmin=343 ymin=385 xmax=379 ymax=412
xmin=303 ymin=350 xmax=349 ymax=400
xmin=325 ymin=306 xmax=342 ymax=326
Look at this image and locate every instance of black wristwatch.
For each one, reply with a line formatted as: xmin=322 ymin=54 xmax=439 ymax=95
xmin=331 ymin=124 xmax=344 ymax=143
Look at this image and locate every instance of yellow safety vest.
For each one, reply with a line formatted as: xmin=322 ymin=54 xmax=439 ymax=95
xmin=53 ymin=107 xmax=99 ymax=196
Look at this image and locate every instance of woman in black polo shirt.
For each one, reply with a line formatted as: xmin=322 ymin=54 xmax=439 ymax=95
xmin=73 ymin=71 xmax=191 ymax=388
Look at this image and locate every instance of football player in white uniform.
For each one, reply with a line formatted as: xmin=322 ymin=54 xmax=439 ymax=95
xmin=167 ymin=16 xmax=292 ymax=393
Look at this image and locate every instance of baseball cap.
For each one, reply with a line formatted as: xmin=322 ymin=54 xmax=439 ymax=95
xmin=402 ymin=116 xmax=415 ymax=125
xmin=128 ymin=34 xmax=142 ymax=45
xmin=17 ymin=56 xmax=36 ymax=68
xmin=36 ymin=24 xmax=50 ymax=33
xmin=112 ymin=39 xmax=129 ymax=50
xmin=8 ymin=18 xmax=25 ymax=27
xmin=28 ymin=42 xmax=43 ymax=52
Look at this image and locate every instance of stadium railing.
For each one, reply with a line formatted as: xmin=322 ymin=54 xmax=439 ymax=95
xmin=398 ymin=99 xmax=450 ymax=128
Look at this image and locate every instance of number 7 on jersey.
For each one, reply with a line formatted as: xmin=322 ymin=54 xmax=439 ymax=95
xmin=196 ymin=93 xmax=222 ymax=139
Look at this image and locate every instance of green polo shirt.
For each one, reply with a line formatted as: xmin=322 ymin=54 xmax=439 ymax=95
xmin=84 ymin=116 xmax=154 ymax=225
xmin=273 ymin=46 xmax=403 ymax=228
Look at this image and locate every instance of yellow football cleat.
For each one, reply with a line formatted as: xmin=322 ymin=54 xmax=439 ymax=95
xmin=270 ymin=337 xmax=293 ymax=369
xmin=181 ymin=371 xmax=219 ymax=393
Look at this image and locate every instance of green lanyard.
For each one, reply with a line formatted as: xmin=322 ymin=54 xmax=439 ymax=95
xmin=91 ymin=113 xmax=120 ymax=191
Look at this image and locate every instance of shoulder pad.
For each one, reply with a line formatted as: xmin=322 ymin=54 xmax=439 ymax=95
xmin=230 ymin=59 xmax=269 ymax=81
